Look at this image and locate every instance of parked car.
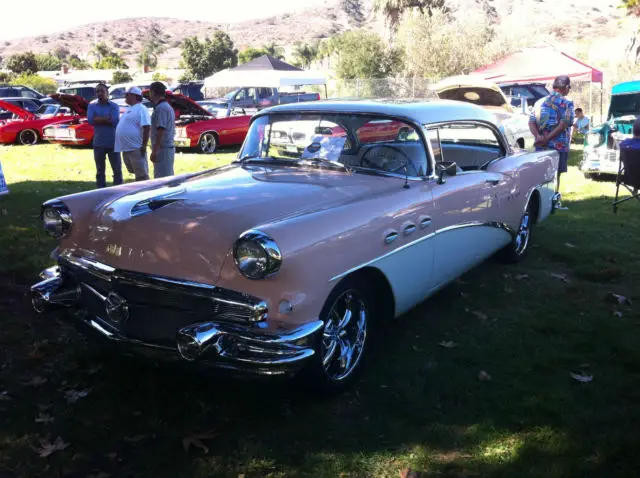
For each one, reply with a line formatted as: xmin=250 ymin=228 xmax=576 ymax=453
xmin=109 ymin=83 xmax=153 ymax=101
xmin=580 ymin=80 xmax=640 ymax=179
xmin=144 ymin=90 xmax=251 ymax=154
xmin=0 ymin=95 xmax=86 ymax=145
xmin=0 ymin=97 xmax=42 ymax=120
xmin=498 ymin=82 xmax=550 ymax=108
xmin=432 ymin=75 xmax=535 ymax=149
xmin=170 ymin=81 xmax=205 ymax=101
xmin=0 ymin=84 xmax=57 ymax=105
xmin=214 ymin=87 xmax=321 ymax=110
xmin=57 ymin=82 xmax=103 ymax=102
xmin=31 ymin=99 xmax=561 ymax=392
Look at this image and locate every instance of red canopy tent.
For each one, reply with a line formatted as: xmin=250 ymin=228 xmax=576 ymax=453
xmin=473 ymin=46 xmax=604 ymax=117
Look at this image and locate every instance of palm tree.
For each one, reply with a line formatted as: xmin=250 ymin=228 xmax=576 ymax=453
xmin=292 ymin=42 xmax=319 ymax=70
xmin=373 ymin=0 xmax=449 ymax=32
xmin=263 ymin=42 xmax=285 ymax=60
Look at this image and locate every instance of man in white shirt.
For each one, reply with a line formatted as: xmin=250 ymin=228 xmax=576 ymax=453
xmin=115 ymin=86 xmax=151 ymax=181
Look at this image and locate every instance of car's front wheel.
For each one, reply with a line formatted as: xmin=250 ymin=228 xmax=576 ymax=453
xmin=300 ymin=276 xmax=372 ymax=393
xmin=198 ymin=133 xmax=217 ymax=154
xmin=18 ymin=129 xmax=38 ymax=145
xmin=498 ymin=201 xmax=534 ymax=263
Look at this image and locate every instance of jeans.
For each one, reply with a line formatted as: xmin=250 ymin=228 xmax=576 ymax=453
xmin=94 ymin=147 xmax=123 ymax=188
xmin=153 ymin=147 xmax=175 ymax=178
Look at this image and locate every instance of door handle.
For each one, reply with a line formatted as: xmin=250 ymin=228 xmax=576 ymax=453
xmin=420 ymin=217 xmax=432 ymax=229
xmin=384 ymin=232 xmax=398 ymax=244
xmin=403 ymin=224 xmax=416 ymax=236
xmin=486 ymin=178 xmax=500 ymax=185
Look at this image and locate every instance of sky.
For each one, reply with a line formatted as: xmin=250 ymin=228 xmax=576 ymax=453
xmin=0 ymin=0 xmax=327 ymax=41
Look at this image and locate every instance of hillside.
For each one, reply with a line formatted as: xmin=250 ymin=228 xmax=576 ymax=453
xmin=0 ymin=0 xmax=633 ymax=76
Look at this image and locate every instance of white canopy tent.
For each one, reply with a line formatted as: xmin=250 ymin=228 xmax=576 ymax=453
xmin=204 ymin=69 xmax=327 ymax=89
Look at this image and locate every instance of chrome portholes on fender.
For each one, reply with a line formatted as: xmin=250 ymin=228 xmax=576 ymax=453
xmin=321 ymin=289 xmax=368 ymax=382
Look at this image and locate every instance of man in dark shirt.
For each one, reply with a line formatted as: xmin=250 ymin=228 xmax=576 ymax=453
xmin=149 ymin=82 xmax=176 ymax=178
xmin=87 ymin=83 xmax=122 ymax=188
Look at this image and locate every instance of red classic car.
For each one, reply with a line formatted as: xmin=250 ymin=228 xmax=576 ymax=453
xmin=0 ymin=94 xmax=87 ymax=145
xmin=144 ymin=90 xmax=251 ymax=154
xmin=42 ymin=94 xmax=94 ymax=147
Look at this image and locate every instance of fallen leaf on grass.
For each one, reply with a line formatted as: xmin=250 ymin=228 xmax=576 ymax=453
xmin=565 ymin=242 xmax=577 ymax=248
xmin=124 ymin=435 xmax=147 ymax=443
xmin=606 ymin=293 xmax=632 ymax=306
xmin=34 ymin=437 xmax=68 ymax=458
xmin=1 ymin=209 xmax=7 ymax=216
xmin=504 ymin=286 xmax=514 ymax=293
xmin=88 ymin=364 xmax=103 ymax=375
xmin=182 ymin=431 xmax=217 ymax=454
xmin=550 ymin=273 xmax=571 ymax=283
xmin=471 ymin=310 xmax=488 ymax=321
xmin=64 ymin=388 xmax=91 ymax=404
xmin=438 ymin=341 xmax=458 ymax=349
xmin=614 ymin=310 xmax=623 ymax=318
xmin=24 ymin=376 xmax=48 ymax=387
xmin=35 ymin=413 xmax=54 ymax=424
xmin=515 ymin=274 xmax=529 ymax=280
xmin=478 ymin=371 xmax=491 ymax=381
xmin=0 ymin=391 xmax=10 ymax=401
xmin=570 ymin=372 xmax=593 ymax=383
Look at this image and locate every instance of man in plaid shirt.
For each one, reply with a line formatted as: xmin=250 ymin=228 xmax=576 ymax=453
xmin=529 ymin=75 xmax=575 ymax=208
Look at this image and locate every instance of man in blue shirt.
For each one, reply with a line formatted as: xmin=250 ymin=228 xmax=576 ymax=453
xmin=87 ymin=83 xmax=122 ymax=188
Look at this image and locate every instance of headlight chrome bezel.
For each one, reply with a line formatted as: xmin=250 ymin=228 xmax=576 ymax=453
xmin=41 ymin=200 xmax=73 ymax=239
xmin=233 ymin=230 xmax=282 ymax=280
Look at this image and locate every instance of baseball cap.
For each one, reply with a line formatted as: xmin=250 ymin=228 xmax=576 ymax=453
xmin=552 ymin=75 xmax=571 ymax=89
xmin=125 ymin=86 xmax=142 ymax=96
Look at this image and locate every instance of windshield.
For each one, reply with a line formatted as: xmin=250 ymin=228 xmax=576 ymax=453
xmin=609 ymin=93 xmax=640 ymax=119
xmin=223 ymin=89 xmax=240 ymax=100
xmin=36 ymin=104 xmax=60 ymax=116
xmin=239 ymin=113 xmax=428 ymax=176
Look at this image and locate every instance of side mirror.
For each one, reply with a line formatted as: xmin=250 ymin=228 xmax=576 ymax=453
xmin=436 ymin=162 xmax=458 ymax=184
xmin=231 ymin=107 xmax=246 ymax=116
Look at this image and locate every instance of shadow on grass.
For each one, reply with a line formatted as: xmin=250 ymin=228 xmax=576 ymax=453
xmin=1 ymin=176 xmax=640 ymax=477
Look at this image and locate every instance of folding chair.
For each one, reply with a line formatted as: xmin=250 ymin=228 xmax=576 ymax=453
xmin=613 ymin=143 xmax=640 ymax=213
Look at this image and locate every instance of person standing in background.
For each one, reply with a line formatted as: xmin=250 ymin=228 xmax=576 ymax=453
xmin=148 ymin=82 xmax=175 ymax=178
xmin=87 ymin=83 xmax=122 ymax=188
xmin=115 ymin=86 xmax=151 ymax=181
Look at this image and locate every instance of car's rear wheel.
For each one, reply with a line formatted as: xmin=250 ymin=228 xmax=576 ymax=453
xmin=18 ymin=129 xmax=38 ymax=145
xmin=198 ymin=133 xmax=217 ymax=154
xmin=498 ymin=201 xmax=534 ymax=263
xmin=299 ymin=276 xmax=373 ymax=393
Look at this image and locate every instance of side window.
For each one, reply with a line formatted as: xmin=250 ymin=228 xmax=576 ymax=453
xmin=432 ymin=122 xmax=505 ymax=171
xmin=21 ymin=89 xmax=38 ymax=99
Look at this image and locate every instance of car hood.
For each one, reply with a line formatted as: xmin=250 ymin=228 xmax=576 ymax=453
xmin=49 ymin=94 xmax=89 ymax=115
xmin=63 ymin=164 xmax=395 ymax=283
xmin=143 ymin=90 xmax=212 ymax=117
xmin=433 ymin=75 xmax=513 ymax=112
xmin=0 ymin=100 xmax=36 ymax=120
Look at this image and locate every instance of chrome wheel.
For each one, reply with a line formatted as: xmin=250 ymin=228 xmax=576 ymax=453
xmin=321 ymin=289 xmax=368 ymax=382
xmin=514 ymin=210 xmax=531 ymax=256
xmin=18 ymin=129 xmax=38 ymax=145
xmin=199 ymin=133 xmax=217 ymax=154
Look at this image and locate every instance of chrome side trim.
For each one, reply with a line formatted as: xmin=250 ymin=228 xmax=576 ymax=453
xmin=60 ymin=252 xmax=115 ymax=282
xmin=329 ymin=221 xmax=514 ymax=282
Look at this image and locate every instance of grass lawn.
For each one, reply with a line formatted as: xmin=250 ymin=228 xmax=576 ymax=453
xmin=1 ymin=143 xmax=640 ymax=477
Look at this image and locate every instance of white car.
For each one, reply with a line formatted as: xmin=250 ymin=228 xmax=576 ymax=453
xmin=432 ymin=75 xmax=535 ymax=150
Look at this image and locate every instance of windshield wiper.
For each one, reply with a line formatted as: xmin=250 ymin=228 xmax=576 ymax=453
xmin=298 ymin=157 xmax=348 ymax=171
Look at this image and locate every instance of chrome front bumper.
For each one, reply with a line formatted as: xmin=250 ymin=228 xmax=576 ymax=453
xmin=31 ymin=261 xmax=323 ymax=375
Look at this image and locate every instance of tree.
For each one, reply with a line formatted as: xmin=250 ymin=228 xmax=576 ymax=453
xmin=321 ymin=30 xmax=402 ymax=79
xmin=68 ymin=55 xmax=90 ymax=70
xmin=262 ymin=42 xmax=285 ymax=60
xmin=35 ymin=53 xmax=61 ymax=71
xmin=0 ymin=71 xmax=13 ymax=83
xmin=292 ymin=42 xmax=319 ymax=69
xmin=91 ymin=42 xmax=129 ymax=69
xmin=6 ymin=52 xmax=38 ymax=74
xmin=373 ymin=0 xmax=450 ymax=33
xmin=112 ymin=71 xmax=133 ymax=84
xmin=180 ymin=31 xmax=237 ymax=79
xmin=621 ymin=0 xmax=640 ymax=62
xmin=53 ymin=46 xmax=70 ymax=60
xmin=10 ymin=74 xmax=57 ymax=95
xmin=152 ymin=72 xmax=171 ymax=83
xmin=137 ymin=23 xmax=167 ymax=71
xmin=239 ymin=47 xmax=267 ymax=64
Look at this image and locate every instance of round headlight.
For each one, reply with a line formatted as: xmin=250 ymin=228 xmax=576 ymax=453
xmin=41 ymin=200 xmax=72 ymax=239
xmin=233 ymin=230 xmax=282 ymax=280
xmin=586 ymin=132 xmax=602 ymax=147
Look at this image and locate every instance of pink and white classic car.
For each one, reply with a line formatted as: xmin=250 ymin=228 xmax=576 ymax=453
xmin=31 ymin=100 xmax=561 ymax=392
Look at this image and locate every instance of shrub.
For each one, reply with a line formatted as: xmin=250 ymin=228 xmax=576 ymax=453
xmin=10 ymin=74 xmax=58 ymax=95
xmin=112 ymin=71 xmax=133 ymax=84
xmin=152 ymin=72 xmax=170 ymax=82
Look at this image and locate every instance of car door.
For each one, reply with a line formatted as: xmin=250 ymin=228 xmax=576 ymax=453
xmin=425 ymin=124 xmax=510 ymax=290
